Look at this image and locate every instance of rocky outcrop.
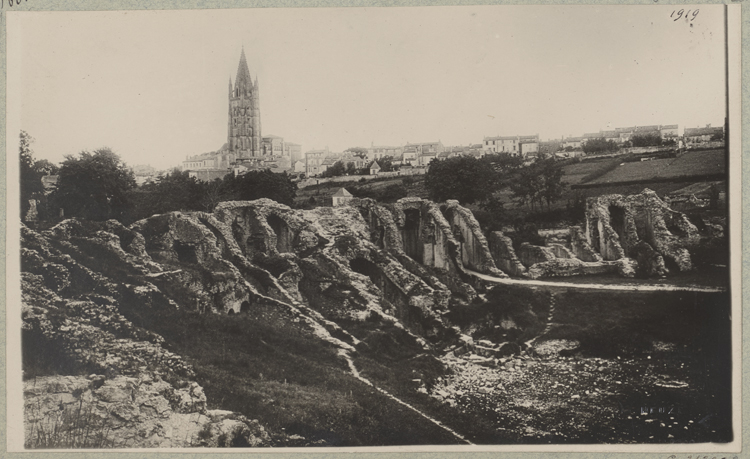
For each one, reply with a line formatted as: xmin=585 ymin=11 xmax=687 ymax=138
xmin=24 ymin=375 xmax=269 ymax=448
xmin=585 ymin=189 xmax=701 ymax=272
xmin=22 ymin=198 xmax=480 ymax=447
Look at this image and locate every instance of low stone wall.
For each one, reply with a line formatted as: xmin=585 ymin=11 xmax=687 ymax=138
xmin=525 ymin=257 xmax=636 ymax=279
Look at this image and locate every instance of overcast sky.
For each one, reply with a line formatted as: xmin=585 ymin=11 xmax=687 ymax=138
xmin=7 ymin=5 xmax=726 ymax=170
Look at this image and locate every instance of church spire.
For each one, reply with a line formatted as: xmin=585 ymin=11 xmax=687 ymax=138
xmin=235 ymin=47 xmax=252 ymax=92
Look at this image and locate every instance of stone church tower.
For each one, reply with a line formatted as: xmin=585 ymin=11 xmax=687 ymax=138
xmin=228 ymin=48 xmax=261 ymax=159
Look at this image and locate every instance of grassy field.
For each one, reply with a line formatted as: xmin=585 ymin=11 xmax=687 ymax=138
xmin=585 ymin=149 xmax=725 ymax=185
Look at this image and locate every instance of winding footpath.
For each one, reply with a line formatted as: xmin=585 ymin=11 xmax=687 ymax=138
xmin=342 ymin=351 xmax=474 ymax=445
xmin=463 ymin=268 xmax=726 ymax=293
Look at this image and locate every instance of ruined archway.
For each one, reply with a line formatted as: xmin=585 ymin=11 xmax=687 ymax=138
xmin=402 ymin=208 xmax=423 ymax=263
xmin=267 ymin=214 xmax=293 ymax=254
xmin=173 ymin=240 xmax=199 ymax=264
xmin=240 ymin=300 xmax=251 ymax=313
xmin=608 ymin=205 xmax=627 ymax=252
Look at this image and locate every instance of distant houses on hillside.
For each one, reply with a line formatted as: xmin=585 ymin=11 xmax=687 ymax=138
xmin=684 ymin=125 xmax=724 ymax=143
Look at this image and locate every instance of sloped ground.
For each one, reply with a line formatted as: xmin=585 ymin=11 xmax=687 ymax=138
xmin=20 ymin=199 xmax=732 ymax=447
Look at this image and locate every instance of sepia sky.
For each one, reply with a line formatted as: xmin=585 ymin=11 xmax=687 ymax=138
xmin=7 ymin=5 xmax=727 ymax=170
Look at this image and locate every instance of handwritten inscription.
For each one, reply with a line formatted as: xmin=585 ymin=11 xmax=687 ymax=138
xmin=671 ymin=9 xmax=700 ymax=22
xmin=2 ymin=0 xmax=29 ymax=7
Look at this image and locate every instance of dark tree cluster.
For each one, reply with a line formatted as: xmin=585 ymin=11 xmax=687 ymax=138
xmin=581 ymin=137 xmax=619 ymax=154
xmin=53 ymin=148 xmax=137 ymax=221
xmin=629 ymin=133 xmax=672 ymax=148
xmin=21 ymin=133 xmax=297 ymax=225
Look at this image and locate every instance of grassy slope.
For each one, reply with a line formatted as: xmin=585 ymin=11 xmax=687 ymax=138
xmin=129 ymin=301 xmax=465 ymax=446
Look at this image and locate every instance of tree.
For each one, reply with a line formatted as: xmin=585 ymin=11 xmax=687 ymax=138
xmin=630 ymin=133 xmax=663 ymax=147
xmin=582 ymin=137 xmax=619 ymax=154
xmin=538 ymin=156 xmax=566 ymax=208
xmin=20 ymin=131 xmax=44 ymax=219
xmin=483 ymin=153 xmax=524 ymax=178
xmin=321 ymin=161 xmax=346 ymax=178
xmin=711 ymin=131 xmax=724 ymax=141
xmin=424 ymin=155 xmax=499 ymax=204
xmin=220 ymin=169 xmax=297 ymax=206
xmin=127 ymin=169 xmax=208 ymax=221
xmin=345 ymin=162 xmax=357 ymax=175
xmin=51 ymin=148 xmax=136 ymax=221
xmin=510 ymin=156 xmax=566 ymax=211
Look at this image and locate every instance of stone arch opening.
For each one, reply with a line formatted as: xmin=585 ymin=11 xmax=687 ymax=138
xmin=227 ymin=309 xmax=235 ymax=315
xmin=240 ymin=300 xmax=251 ymax=313
xmin=402 ymin=209 xmax=423 ymax=262
xmin=350 ymin=257 xmax=380 ymax=284
xmin=173 ymin=240 xmax=199 ymax=264
xmin=349 ymin=257 xmax=411 ymax=323
xmin=267 ymin=214 xmax=293 ymax=253
xmin=608 ymin=205 xmax=627 ymax=251
xmin=590 ymin=219 xmax=601 ymax=253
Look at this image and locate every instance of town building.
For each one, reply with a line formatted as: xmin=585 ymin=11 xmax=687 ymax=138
xmin=684 ymin=125 xmax=724 ymax=143
xmin=403 ymin=141 xmax=444 ymax=166
xmin=482 ymin=135 xmax=539 ymax=157
xmin=304 ymin=149 xmax=329 ymax=176
xmin=183 ymin=149 xmax=236 ymax=181
xmin=367 ymin=144 xmax=403 ymax=161
xmin=370 ymin=161 xmax=381 ymax=175
xmin=562 ymin=137 xmax=583 ymax=150
xmin=332 ymin=188 xmax=354 ymax=207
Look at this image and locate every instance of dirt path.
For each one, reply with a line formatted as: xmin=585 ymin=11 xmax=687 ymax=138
xmin=342 ymin=351 xmax=474 ymax=445
xmin=464 ymin=269 xmax=726 ymax=293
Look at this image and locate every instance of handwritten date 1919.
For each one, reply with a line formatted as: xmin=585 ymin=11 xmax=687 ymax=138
xmin=2 ymin=0 xmax=29 ymax=8
xmin=671 ymin=9 xmax=700 ymax=22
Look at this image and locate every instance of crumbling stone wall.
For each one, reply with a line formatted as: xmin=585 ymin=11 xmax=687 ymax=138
xmin=441 ymin=200 xmax=507 ymax=278
xmin=487 ymin=231 xmax=527 ymax=277
xmin=516 ymin=243 xmax=556 ymax=268
xmin=546 ymin=243 xmax=575 ymax=259
xmin=568 ymin=226 xmax=603 ymax=262
xmin=585 ymin=189 xmax=700 ymax=272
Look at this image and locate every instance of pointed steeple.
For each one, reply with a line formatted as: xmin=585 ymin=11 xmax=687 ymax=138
xmin=235 ymin=47 xmax=252 ymax=92
xmin=228 ymin=77 xmax=233 ymax=94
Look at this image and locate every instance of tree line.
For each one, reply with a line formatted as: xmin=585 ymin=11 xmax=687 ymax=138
xmin=19 ymin=131 xmax=297 ymax=225
xmin=425 ymin=153 xmax=566 ymax=210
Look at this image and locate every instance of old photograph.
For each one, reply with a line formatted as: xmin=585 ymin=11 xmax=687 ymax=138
xmin=7 ymin=4 xmax=740 ymax=452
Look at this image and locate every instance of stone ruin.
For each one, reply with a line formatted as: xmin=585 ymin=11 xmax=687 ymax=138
xmin=482 ymin=188 xmax=719 ymax=279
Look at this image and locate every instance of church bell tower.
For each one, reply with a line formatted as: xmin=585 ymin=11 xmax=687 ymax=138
xmin=228 ymin=48 xmax=261 ymax=159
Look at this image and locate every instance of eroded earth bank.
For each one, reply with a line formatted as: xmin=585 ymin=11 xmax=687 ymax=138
xmin=21 ymin=196 xmax=731 ymax=447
